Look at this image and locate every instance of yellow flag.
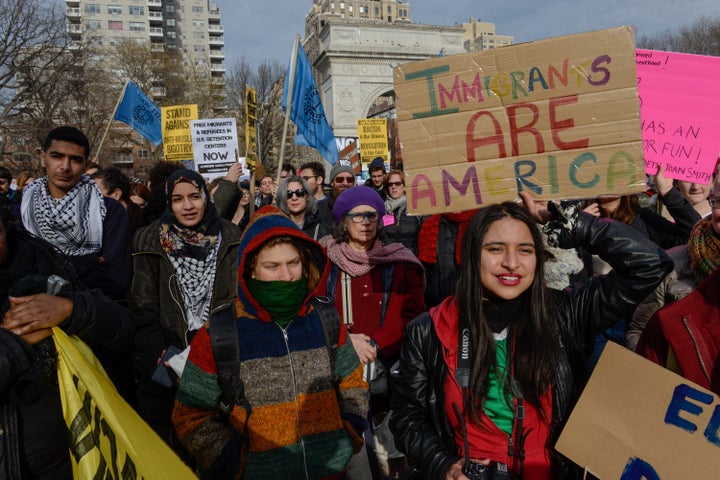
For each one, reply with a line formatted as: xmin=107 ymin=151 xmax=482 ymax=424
xmin=54 ymin=327 xmax=197 ymax=479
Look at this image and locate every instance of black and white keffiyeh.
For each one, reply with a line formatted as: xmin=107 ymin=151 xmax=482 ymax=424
xmin=168 ymin=231 xmax=221 ymax=330
xmin=20 ymin=175 xmax=106 ymax=256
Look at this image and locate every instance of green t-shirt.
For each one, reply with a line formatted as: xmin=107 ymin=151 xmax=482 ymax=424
xmin=484 ymin=333 xmax=513 ymax=436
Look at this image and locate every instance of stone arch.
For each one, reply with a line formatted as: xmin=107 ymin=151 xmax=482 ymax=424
xmin=360 ymin=84 xmax=395 ymax=119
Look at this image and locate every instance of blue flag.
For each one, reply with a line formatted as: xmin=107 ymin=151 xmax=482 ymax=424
xmin=282 ymin=44 xmax=339 ymax=164
xmin=114 ymin=81 xmax=162 ymax=147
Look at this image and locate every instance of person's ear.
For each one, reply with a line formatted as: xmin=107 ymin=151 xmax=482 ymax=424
xmin=110 ymin=188 xmax=122 ymax=201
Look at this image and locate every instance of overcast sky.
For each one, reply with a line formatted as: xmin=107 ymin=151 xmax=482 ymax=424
xmin=215 ymin=0 xmax=717 ymax=69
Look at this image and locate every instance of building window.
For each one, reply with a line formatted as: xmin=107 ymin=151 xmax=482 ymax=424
xmin=387 ymin=6 xmax=391 ymax=13
xmin=108 ymin=37 xmax=122 ymax=45
xmin=374 ymin=6 xmax=379 ymax=14
xmin=193 ymin=45 xmax=206 ymax=52
xmin=138 ymin=149 xmax=148 ymax=159
xmin=167 ymin=30 xmax=176 ymax=39
xmin=349 ymin=5 xmax=353 ymax=13
xmin=108 ymin=21 xmax=123 ymax=30
xmin=359 ymin=6 xmax=364 ymax=13
xmin=129 ymin=6 xmax=144 ymax=15
xmin=89 ymin=36 xmax=103 ymax=46
xmin=192 ymin=6 xmax=203 ymax=13
xmin=192 ymin=19 xmax=204 ymax=27
xmin=108 ymin=5 xmax=122 ymax=15
xmin=87 ymin=20 xmax=101 ymax=29
xmin=166 ymin=19 xmax=176 ymax=27
xmin=130 ymin=22 xmax=145 ymax=31
xmin=193 ymin=32 xmax=205 ymax=39
xmin=84 ymin=4 xmax=100 ymax=14
xmin=166 ymin=5 xmax=175 ymax=13
xmin=340 ymin=2 xmax=345 ymax=8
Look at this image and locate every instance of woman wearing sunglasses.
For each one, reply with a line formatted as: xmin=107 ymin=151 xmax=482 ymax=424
xmin=320 ymin=185 xmax=426 ymax=478
xmin=276 ymin=175 xmax=331 ymax=241
xmin=384 ymin=169 xmax=424 ymax=255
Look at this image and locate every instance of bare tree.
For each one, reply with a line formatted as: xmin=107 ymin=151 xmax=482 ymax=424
xmin=637 ymin=16 xmax=720 ymax=56
xmin=0 ymin=0 xmax=70 ymax=128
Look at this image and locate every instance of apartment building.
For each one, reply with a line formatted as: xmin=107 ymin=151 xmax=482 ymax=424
xmin=65 ymin=0 xmax=225 ymax=82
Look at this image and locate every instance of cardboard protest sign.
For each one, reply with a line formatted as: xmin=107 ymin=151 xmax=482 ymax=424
xmin=357 ymin=118 xmax=389 ymax=163
xmin=556 ymin=342 xmax=720 ymax=479
xmin=190 ymin=118 xmax=244 ymax=181
xmin=245 ymin=85 xmax=258 ymax=172
xmin=339 ymin=140 xmax=361 ymax=175
xmin=394 ymin=27 xmax=644 ymax=215
xmin=637 ymin=49 xmax=720 ymax=185
xmin=162 ymin=104 xmax=198 ymax=161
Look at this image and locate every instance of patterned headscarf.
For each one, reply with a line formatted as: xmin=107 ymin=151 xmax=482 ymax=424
xmin=159 ymin=169 xmax=222 ymax=330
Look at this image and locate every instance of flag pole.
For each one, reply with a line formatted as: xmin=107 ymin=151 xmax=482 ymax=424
xmin=94 ymin=79 xmax=130 ymax=166
xmin=277 ymin=34 xmax=300 ymax=186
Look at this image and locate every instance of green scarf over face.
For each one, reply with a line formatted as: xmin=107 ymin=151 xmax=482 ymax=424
xmin=247 ymin=277 xmax=308 ymax=328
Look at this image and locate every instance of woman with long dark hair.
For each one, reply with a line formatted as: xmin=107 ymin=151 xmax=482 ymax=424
xmin=390 ymin=193 xmax=673 ymax=480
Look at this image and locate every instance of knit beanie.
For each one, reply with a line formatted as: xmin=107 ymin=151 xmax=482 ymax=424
xmin=332 ymin=185 xmax=385 ymax=224
xmin=369 ymin=157 xmax=386 ymax=173
xmin=688 ymin=217 xmax=720 ymax=279
xmin=329 ymin=163 xmax=354 ymax=182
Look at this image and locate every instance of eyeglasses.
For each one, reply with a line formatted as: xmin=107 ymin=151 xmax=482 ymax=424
xmin=286 ymin=189 xmax=308 ymax=199
xmin=334 ymin=176 xmax=355 ymax=184
xmin=346 ymin=211 xmax=379 ymax=223
xmin=387 ymin=181 xmax=404 ymax=187
xmin=302 ymin=175 xmax=317 ymax=181
xmin=709 ymin=196 xmax=720 ymax=209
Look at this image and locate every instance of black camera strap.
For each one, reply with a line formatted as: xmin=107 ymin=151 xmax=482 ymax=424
xmin=454 ymin=325 xmax=525 ymax=479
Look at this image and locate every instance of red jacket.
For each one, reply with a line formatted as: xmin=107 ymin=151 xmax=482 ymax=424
xmin=637 ymin=267 xmax=720 ymax=393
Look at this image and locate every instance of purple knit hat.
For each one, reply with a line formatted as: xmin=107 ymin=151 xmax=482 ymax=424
xmin=332 ymin=185 xmax=386 ymax=224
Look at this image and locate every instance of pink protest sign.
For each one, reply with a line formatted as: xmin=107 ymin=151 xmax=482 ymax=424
xmin=637 ymin=49 xmax=720 ymax=185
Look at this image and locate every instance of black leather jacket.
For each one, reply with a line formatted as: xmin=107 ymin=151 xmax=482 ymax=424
xmin=390 ymin=213 xmax=673 ymax=480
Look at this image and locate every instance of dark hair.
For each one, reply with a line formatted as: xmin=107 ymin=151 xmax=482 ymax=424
xmin=281 ymin=163 xmax=297 ymax=175
xmin=0 ymin=166 xmax=12 ymax=182
xmin=148 ymin=161 xmax=183 ymax=192
xmin=597 ymin=195 xmax=638 ymax=225
xmin=91 ymin=167 xmax=131 ymax=203
xmin=43 ymin=126 xmax=90 ymax=159
xmin=456 ymin=202 xmax=558 ymax=423
xmin=299 ymin=161 xmax=326 ymax=181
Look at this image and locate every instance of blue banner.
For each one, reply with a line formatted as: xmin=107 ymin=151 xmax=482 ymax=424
xmin=114 ymin=81 xmax=163 ymax=147
xmin=282 ymin=44 xmax=339 ymax=164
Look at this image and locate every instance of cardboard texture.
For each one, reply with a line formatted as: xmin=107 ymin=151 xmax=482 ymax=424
xmin=394 ymin=27 xmax=645 ymax=215
xmin=637 ymin=49 xmax=720 ymax=184
xmin=556 ymin=342 xmax=720 ymax=479
xmin=190 ymin=118 xmax=243 ymax=181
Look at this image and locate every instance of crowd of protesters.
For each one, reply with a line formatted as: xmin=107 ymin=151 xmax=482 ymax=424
xmin=0 ymin=127 xmax=718 ymax=480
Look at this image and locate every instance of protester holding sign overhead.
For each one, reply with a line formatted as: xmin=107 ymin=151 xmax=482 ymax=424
xmin=390 ymin=193 xmax=672 ymax=480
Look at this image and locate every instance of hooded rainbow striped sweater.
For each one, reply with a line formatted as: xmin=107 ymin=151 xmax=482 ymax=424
xmin=172 ymin=207 xmax=368 ymax=479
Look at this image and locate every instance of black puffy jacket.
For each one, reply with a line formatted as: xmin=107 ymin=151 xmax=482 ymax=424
xmin=390 ymin=213 xmax=673 ymax=480
xmin=0 ymin=232 xmax=133 ymax=479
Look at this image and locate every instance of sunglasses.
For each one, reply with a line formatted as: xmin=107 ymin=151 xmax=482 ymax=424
xmin=387 ymin=181 xmax=404 ymax=187
xmin=346 ymin=211 xmax=379 ymax=223
xmin=334 ymin=176 xmax=355 ymax=184
xmin=287 ymin=189 xmax=308 ymax=199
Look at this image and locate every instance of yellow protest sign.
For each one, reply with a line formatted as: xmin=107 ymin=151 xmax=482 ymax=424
xmin=162 ymin=104 xmax=199 ymax=161
xmin=357 ymin=118 xmax=388 ymax=163
xmin=245 ymin=85 xmax=258 ymax=172
xmin=393 ymin=27 xmax=644 ymax=215
xmin=54 ymin=328 xmax=197 ymax=479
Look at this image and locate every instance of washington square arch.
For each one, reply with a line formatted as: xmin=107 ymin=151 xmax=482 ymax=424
xmin=303 ymin=16 xmax=467 ymax=157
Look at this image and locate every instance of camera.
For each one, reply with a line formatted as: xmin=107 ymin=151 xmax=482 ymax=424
xmin=463 ymin=461 xmax=513 ymax=480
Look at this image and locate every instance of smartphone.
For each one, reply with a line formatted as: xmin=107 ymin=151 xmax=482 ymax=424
xmin=151 ymin=345 xmax=182 ymax=388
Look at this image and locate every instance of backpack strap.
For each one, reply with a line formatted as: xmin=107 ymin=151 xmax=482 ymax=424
xmin=209 ymin=303 xmax=250 ymax=420
xmin=310 ymin=296 xmax=340 ymax=380
xmin=379 ymin=263 xmax=395 ymax=328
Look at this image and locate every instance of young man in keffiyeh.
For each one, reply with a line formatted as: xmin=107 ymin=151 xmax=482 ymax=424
xmin=130 ymin=168 xmax=242 ymax=459
xmin=15 ymin=126 xmax=132 ymax=301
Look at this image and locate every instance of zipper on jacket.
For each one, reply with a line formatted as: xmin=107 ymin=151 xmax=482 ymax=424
xmin=277 ymin=322 xmax=310 ymax=479
xmin=681 ymin=316 xmax=711 ymax=386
